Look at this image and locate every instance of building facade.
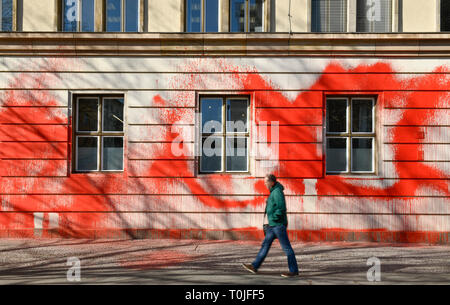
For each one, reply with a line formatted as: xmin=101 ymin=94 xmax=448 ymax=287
xmin=0 ymin=0 xmax=449 ymax=243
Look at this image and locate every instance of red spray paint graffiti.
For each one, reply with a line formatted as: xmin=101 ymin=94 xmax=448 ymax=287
xmin=0 ymin=58 xmax=448 ymax=243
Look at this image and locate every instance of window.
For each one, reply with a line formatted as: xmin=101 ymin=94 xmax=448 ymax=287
xmin=106 ymin=0 xmax=140 ymax=32
xmin=442 ymin=0 xmax=450 ymax=31
xmin=74 ymin=95 xmax=125 ymax=172
xmin=186 ymin=0 xmax=219 ymax=32
xmin=200 ymin=96 xmax=249 ymax=173
xmin=311 ymin=0 xmax=347 ymax=32
xmin=230 ymin=0 xmax=264 ymax=32
xmin=326 ymin=97 xmax=376 ymax=174
xmin=356 ymin=0 xmax=392 ymax=32
xmin=0 ymin=0 xmax=13 ymax=31
xmin=63 ymin=0 xmax=95 ymax=32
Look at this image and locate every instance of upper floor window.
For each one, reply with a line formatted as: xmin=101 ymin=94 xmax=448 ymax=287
xmin=326 ymin=97 xmax=376 ymax=174
xmin=106 ymin=0 xmax=140 ymax=32
xmin=0 ymin=0 xmax=13 ymax=31
xmin=356 ymin=0 xmax=392 ymax=32
xmin=63 ymin=0 xmax=95 ymax=32
xmin=311 ymin=0 xmax=347 ymax=32
xmin=230 ymin=0 xmax=264 ymax=32
xmin=186 ymin=0 xmax=219 ymax=32
xmin=442 ymin=0 xmax=450 ymax=31
xmin=200 ymin=96 xmax=249 ymax=173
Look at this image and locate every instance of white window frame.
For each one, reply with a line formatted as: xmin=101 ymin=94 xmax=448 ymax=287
xmin=199 ymin=95 xmax=250 ymax=174
xmin=326 ymin=96 xmax=376 ymax=175
xmin=74 ymin=95 xmax=125 ymax=173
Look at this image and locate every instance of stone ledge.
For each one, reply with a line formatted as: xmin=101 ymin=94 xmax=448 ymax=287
xmin=0 ymin=32 xmax=449 ymax=57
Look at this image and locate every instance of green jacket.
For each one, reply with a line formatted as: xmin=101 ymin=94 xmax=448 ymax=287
xmin=265 ymin=182 xmax=288 ymax=227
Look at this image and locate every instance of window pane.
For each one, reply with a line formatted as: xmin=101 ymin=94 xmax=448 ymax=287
xmin=352 ymin=138 xmax=373 ymax=172
xmin=230 ymin=0 xmax=246 ymax=32
xmin=103 ymin=98 xmax=124 ymax=132
xmin=226 ymin=137 xmax=247 ymax=171
xmin=226 ymin=99 xmax=247 ymax=133
xmin=81 ymin=0 xmax=95 ymax=32
xmin=1 ymin=0 xmax=12 ymax=31
xmin=249 ymin=0 xmax=263 ymax=32
xmin=186 ymin=0 xmax=202 ymax=32
xmin=312 ymin=0 xmax=347 ymax=32
xmin=357 ymin=0 xmax=391 ymax=32
xmin=352 ymin=99 xmax=373 ymax=133
xmin=125 ymin=0 xmax=139 ymax=32
xmin=77 ymin=137 xmax=98 ymax=171
xmin=102 ymin=137 xmax=124 ymax=170
xmin=326 ymin=138 xmax=347 ymax=172
xmin=106 ymin=0 xmax=122 ymax=32
xmin=63 ymin=0 xmax=78 ymax=32
xmin=201 ymin=136 xmax=222 ymax=172
xmin=441 ymin=0 xmax=450 ymax=31
xmin=201 ymin=98 xmax=222 ymax=133
xmin=78 ymin=98 xmax=98 ymax=131
xmin=326 ymin=99 xmax=347 ymax=133
xmin=205 ymin=0 xmax=219 ymax=32
xmin=329 ymin=0 xmax=347 ymax=32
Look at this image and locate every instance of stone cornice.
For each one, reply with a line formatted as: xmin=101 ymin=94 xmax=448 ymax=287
xmin=0 ymin=32 xmax=449 ymax=57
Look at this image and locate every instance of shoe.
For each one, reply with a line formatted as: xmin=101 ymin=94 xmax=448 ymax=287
xmin=242 ymin=263 xmax=257 ymax=274
xmin=281 ymin=272 xmax=299 ymax=278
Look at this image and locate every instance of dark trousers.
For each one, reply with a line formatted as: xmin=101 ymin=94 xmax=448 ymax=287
xmin=251 ymin=225 xmax=299 ymax=273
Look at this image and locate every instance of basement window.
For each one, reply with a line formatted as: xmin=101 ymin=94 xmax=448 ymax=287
xmin=326 ymin=97 xmax=376 ymax=174
xmin=74 ymin=95 xmax=125 ymax=172
xmin=199 ymin=96 xmax=250 ymax=173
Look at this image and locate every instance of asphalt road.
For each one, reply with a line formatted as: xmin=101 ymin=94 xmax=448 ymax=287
xmin=0 ymin=239 xmax=449 ymax=285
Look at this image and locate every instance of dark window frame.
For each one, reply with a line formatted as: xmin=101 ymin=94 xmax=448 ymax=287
xmin=1 ymin=0 xmax=15 ymax=31
xmin=311 ymin=0 xmax=348 ymax=32
xmin=185 ymin=0 xmax=220 ymax=32
xmin=229 ymin=0 xmax=265 ymax=32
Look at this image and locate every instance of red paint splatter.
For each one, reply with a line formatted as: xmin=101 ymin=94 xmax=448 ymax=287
xmin=0 ymin=58 xmax=449 ymax=239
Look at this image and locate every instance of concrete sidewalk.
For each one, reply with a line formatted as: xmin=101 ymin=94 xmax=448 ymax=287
xmin=0 ymin=239 xmax=449 ymax=285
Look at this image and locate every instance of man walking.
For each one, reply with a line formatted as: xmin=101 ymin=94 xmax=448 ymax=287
xmin=242 ymin=174 xmax=299 ymax=277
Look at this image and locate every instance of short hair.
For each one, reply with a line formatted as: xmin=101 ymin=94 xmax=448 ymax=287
xmin=266 ymin=174 xmax=277 ymax=183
